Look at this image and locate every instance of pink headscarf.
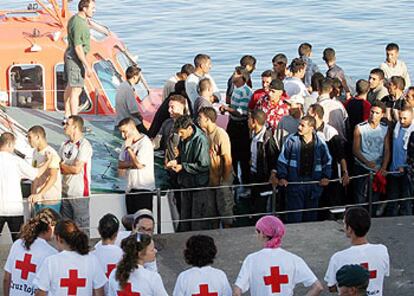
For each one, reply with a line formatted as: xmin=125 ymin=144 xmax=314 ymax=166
xmin=255 ymin=215 xmax=286 ymax=249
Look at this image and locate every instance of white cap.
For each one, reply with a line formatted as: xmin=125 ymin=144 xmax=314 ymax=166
xmin=287 ymin=94 xmax=305 ymax=105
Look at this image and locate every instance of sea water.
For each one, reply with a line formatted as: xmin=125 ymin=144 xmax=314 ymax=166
xmin=4 ymin=0 xmax=414 ymax=90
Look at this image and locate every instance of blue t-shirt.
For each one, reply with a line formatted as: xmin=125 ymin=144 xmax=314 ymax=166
xmin=390 ymin=127 xmax=408 ymax=172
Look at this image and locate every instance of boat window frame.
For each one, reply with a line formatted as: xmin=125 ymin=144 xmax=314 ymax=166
xmin=53 ymin=63 xmax=93 ymax=112
xmin=8 ymin=63 xmax=46 ymax=110
xmin=92 ymin=59 xmax=123 ymax=109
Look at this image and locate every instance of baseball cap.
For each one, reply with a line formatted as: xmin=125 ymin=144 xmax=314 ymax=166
xmin=269 ymin=79 xmax=284 ymax=91
xmin=122 ymin=209 xmax=154 ymax=230
xmin=336 ymin=264 xmax=370 ymax=287
xmin=286 ymin=94 xmax=305 ymax=105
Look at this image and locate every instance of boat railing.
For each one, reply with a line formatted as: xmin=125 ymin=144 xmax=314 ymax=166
xmin=11 ymin=170 xmax=413 ymax=236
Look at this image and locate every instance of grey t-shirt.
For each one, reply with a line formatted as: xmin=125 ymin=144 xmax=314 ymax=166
xmin=193 ymin=96 xmax=213 ymax=119
xmin=115 ymin=81 xmax=142 ymax=126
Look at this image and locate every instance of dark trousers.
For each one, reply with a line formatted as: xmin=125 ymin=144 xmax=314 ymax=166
xmin=386 ymin=173 xmax=413 ymax=216
xmin=250 ymin=172 xmax=272 ymax=220
xmin=285 ymin=183 xmax=323 ymax=223
xmin=0 ymin=216 xmax=24 ymax=241
xmin=352 ymin=164 xmax=380 ymax=214
xmin=178 ymin=189 xmax=217 ymax=232
xmin=61 ymin=197 xmax=90 ymax=237
xmin=227 ymin=118 xmax=250 ymax=184
xmin=125 ymin=189 xmax=154 ymax=214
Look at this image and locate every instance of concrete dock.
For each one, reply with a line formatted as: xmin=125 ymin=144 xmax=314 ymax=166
xmin=1 ymin=216 xmax=413 ymax=295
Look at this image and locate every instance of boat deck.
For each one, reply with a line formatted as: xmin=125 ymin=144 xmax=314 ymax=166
xmin=5 ymin=107 xmax=170 ymax=193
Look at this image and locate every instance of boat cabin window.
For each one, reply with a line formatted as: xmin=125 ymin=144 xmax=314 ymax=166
xmin=9 ymin=65 xmax=45 ymax=109
xmin=54 ymin=64 xmax=91 ymax=112
xmin=116 ymin=51 xmax=134 ymax=73
xmin=93 ymin=60 xmax=122 ymax=107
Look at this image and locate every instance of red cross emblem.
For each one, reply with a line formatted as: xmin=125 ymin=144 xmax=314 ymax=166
xmin=192 ymin=284 xmax=218 ymax=296
xmin=106 ymin=263 xmax=116 ymax=278
xmin=60 ymin=269 xmax=87 ymax=295
xmin=117 ymin=283 xmax=141 ymax=296
xmin=263 ymin=266 xmax=289 ymax=293
xmin=360 ymin=262 xmax=377 ymax=279
xmin=15 ymin=253 xmax=37 ymax=280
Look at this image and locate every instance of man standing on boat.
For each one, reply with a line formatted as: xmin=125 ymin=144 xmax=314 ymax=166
xmin=63 ymin=0 xmax=96 ymax=123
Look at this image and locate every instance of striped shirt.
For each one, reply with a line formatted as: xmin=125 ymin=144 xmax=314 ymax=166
xmin=230 ymin=84 xmax=252 ymax=120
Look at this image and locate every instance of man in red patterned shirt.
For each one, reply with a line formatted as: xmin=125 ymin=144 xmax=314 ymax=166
xmin=256 ymin=79 xmax=289 ymax=132
xmin=249 ymin=70 xmax=274 ymax=110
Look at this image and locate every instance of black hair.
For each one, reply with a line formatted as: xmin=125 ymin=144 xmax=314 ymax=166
xmin=344 ymin=207 xmax=371 ymax=237
xmin=116 ymin=233 xmax=152 ymax=288
xmin=184 ymin=235 xmax=217 ymax=267
xmin=371 ymin=101 xmax=386 ymax=113
xmin=386 ymin=43 xmax=399 ymax=52
xmin=370 ymin=68 xmax=385 ymax=80
xmin=298 ymin=42 xmax=312 ymax=57
xmin=55 ymin=219 xmax=89 ymax=255
xmin=98 ymin=213 xmax=120 ymax=240
xmin=78 ymin=0 xmax=94 ymax=12
xmin=356 ymin=79 xmax=370 ymax=95
xmin=174 ymin=115 xmax=193 ymax=130
xmin=194 ymin=54 xmax=211 ymax=68
xmin=289 ymin=58 xmax=306 ymax=74
xmin=311 ymin=72 xmax=325 ymax=93
xmin=126 ymin=65 xmax=141 ymax=80
xmin=390 ymin=76 xmax=406 ymax=91
xmin=19 ymin=208 xmax=60 ymax=250
xmin=199 ymin=106 xmax=217 ymax=123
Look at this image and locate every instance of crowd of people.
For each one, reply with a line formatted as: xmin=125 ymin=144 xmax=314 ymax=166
xmin=3 ymin=206 xmax=389 ymax=295
xmin=1 ymin=0 xmax=414 ymax=237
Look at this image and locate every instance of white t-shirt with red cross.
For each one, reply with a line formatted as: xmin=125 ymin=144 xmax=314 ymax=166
xmin=59 ymin=137 xmax=93 ymax=197
xmin=33 ymin=250 xmax=107 ymax=295
xmin=91 ymin=244 xmax=123 ymax=294
xmin=4 ymin=238 xmax=57 ymax=296
xmin=325 ymin=243 xmax=390 ymax=296
xmin=173 ymin=266 xmax=232 ymax=296
xmin=235 ymin=248 xmax=318 ymax=296
xmin=108 ymin=266 xmax=168 ymax=296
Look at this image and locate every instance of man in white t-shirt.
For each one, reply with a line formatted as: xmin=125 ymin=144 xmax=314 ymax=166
xmin=27 ymin=125 xmax=62 ymax=214
xmin=185 ymin=54 xmax=221 ymax=108
xmin=59 ymin=116 xmax=93 ymax=235
xmin=284 ymin=58 xmax=310 ymax=99
xmin=118 ymin=117 xmax=155 ymax=215
xmin=325 ymin=207 xmax=390 ymax=296
xmin=0 ymin=132 xmax=51 ymax=241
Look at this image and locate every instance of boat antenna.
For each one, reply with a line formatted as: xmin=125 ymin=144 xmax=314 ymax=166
xmin=34 ymin=0 xmax=65 ymax=27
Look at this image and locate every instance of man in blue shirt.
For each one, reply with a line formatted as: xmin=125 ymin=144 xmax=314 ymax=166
xmin=386 ymin=106 xmax=414 ymax=216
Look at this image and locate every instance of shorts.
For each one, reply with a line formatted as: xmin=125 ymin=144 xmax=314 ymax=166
xmin=64 ymin=50 xmax=85 ymax=88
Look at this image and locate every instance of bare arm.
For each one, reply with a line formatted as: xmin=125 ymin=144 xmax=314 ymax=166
xmin=74 ymin=44 xmax=91 ymax=72
xmin=38 ymin=168 xmax=58 ymax=195
xmin=126 ymin=147 xmax=145 ymax=169
xmin=380 ymin=127 xmax=391 ymax=173
xmin=3 ymin=271 xmax=11 ymax=296
xmin=305 ymin=280 xmax=323 ymax=296
xmin=118 ymin=159 xmax=131 ymax=170
xmin=222 ymin=153 xmax=233 ymax=182
xmin=60 ymin=160 xmax=84 ymax=175
xmin=93 ymin=287 xmax=104 ymax=296
xmin=35 ymin=289 xmax=47 ymax=296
